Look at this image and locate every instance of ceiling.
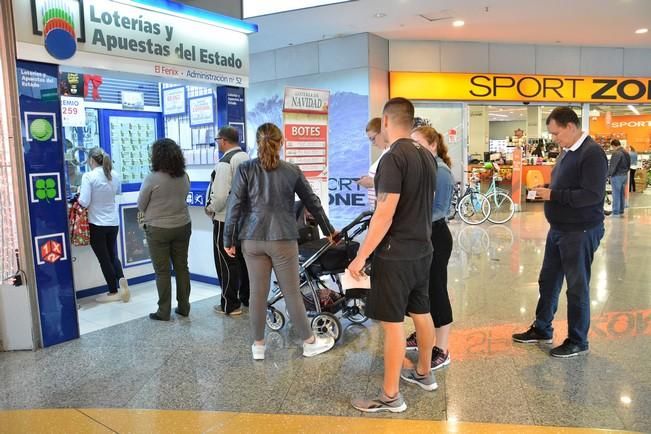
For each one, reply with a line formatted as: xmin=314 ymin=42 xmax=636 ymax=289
xmin=248 ymin=0 xmax=651 ymax=53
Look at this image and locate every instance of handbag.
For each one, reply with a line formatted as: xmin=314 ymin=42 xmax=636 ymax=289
xmin=68 ymin=200 xmax=90 ymax=246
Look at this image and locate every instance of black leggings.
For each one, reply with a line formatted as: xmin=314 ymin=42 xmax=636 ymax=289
xmin=429 ymin=219 xmax=453 ymax=327
xmin=630 ymin=169 xmax=636 ymax=192
xmin=89 ymin=224 xmax=124 ymax=293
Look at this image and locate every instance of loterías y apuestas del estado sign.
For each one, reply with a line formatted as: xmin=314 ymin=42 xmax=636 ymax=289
xmin=13 ymin=0 xmax=253 ymax=86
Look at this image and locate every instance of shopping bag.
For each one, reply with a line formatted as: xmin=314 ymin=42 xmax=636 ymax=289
xmin=68 ymin=201 xmax=90 ymax=246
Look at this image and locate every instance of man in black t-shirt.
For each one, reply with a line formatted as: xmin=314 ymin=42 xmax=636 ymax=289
xmin=349 ymin=98 xmax=438 ymax=413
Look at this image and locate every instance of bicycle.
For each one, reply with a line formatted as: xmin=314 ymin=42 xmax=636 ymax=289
xmin=482 ymin=162 xmax=515 ymax=224
xmin=450 ymin=169 xmax=491 ymax=225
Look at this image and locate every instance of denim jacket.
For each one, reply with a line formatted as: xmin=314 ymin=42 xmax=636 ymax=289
xmin=223 ymin=159 xmax=334 ymax=248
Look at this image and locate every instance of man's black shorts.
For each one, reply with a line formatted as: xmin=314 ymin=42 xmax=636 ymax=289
xmin=366 ymin=253 xmax=432 ymax=322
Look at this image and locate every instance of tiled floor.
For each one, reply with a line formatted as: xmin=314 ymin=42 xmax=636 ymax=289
xmin=78 ymin=281 xmax=218 ymax=334
xmin=1 ymin=190 xmax=651 ymax=433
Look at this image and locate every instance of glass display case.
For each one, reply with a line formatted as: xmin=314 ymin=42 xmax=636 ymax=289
xmin=108 ymin=115 xmax=157 ymax=184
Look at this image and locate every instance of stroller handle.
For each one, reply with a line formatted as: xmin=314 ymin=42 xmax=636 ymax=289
xmin=336 ymin=211 xmax=373 ymax=241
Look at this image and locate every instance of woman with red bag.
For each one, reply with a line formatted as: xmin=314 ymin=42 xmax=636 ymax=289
xmin=79 ymin=147 xmax=130 ymax=303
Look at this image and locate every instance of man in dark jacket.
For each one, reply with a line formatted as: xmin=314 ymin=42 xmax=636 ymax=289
xmin=608 ymin=139 xmax=630 ymax=216
xmin=513 ymin=107 xmax=607 ymax=358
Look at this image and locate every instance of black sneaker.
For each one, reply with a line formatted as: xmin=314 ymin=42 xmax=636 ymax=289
xmin=406 ymin=331 xmax=418 ymax=350
xmin=431 ymin=347 xmax=450 ymax=371
xmin=550 ymin=339 xmax=589 ymax=358
xmin=512 ymin=325 xmax=552 ymax=344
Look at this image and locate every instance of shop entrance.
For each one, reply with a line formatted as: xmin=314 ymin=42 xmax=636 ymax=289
xmin=468 ymin=103 xmax=582 ymax=211
xmin=56 ymin=67 xmax=247 ymax=335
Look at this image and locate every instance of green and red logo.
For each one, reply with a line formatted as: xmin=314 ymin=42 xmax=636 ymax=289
xmin=41 ymin=0 xmax=78 ymax=60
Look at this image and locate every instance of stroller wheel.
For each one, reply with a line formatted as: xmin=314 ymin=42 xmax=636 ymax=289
xmin=311 ymin=312 xmax=341 ymax=342
xmin=266 ymin=307 xmax=285 ymax=331
xmin=344 ymin=296 xmax=368 ymax=324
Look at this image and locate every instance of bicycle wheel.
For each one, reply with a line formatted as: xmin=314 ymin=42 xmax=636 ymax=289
xmin=486 ymin=192 xmax=515 ymax=224
xmin=457 ymin=192 xmax=490 ymax=225
xmin=458 ymin=225 xmax=490 ymax=254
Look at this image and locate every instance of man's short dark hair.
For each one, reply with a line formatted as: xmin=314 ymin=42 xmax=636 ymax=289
xmin=383 ymin=97 xmax=415 ymax=129
xmin=217 ymin=126 xmax=239 ymax=144
xmin=546 ymin=107 xmax=580 ymax=128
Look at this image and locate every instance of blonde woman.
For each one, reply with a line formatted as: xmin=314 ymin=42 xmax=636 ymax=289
xmin=223 ymin=123 xmax=337 ymax=361
xmin=78 ymin=147 xmax=130 ymax=303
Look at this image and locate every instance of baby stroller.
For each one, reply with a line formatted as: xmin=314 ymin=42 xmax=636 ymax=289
xmin=266 ymin=210 xmax=373 ymax=341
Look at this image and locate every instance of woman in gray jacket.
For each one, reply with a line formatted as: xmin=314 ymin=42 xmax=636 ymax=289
xmin=223 ymin=123 xmax=337 ymax=360
xmin=138 ymin=138 xmax=191 ymax=321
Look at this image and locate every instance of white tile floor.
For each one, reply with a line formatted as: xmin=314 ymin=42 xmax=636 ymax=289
xmin=77 ymin=280 xmax=218 ymax=335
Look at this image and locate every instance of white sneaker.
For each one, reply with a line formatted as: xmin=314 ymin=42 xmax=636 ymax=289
xmin=252 ymin=344 xmax=265 ymax=360
xmin=303 ymin=335 xmax=335 ymax=357
xmin=118 ymin=278 xmax=130 ymax=302
xmin=95 ymin=292 xmax=121 ymax=303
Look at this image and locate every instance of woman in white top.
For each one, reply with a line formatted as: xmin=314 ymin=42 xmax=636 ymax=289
xmin=78 ymin=147 xmax=130 ymax=303
xmin=356 ymin=117 xmax=390 ymax=209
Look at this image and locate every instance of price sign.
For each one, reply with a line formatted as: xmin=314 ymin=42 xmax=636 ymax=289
xmin=61 ymin=96 xmax=86 ymax=127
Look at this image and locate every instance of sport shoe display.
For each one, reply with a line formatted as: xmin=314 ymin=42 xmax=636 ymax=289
xmin=252 ymin=344 xmax=265 ymax=360
xmin=95 ymin=292 xmax=121 ymax=303
xmin=431 ymin=347 xmax=451 ymax=371
xmin=406 ymin=331 xmax=418 ymax=350
xmin=302 ymin=335 xmax=335 ymax=357
xmin=550 ymin=339 xmax=589 ymax=358
xmin=400 ymin=368 xmax=438 ymax=391
xmin=512 ymin=325 xmax=553 ymax=344
xmin=118 ymin=278 xmax=130 ymax=302
xmin=351 ymin=391 xmax=407 ymax=413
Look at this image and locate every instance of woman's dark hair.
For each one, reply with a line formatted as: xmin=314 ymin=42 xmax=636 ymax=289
xmin=610 ymin=139 xmax=621 ymax=148
xmin=412 ymin=126 xmax=452 ymax=168
xmin=88 ymin=147 xmax=112 ymax=180
xmin=546 ymin=107 xmax=580 ymax=128
xmin=256 ymin=123 xmax=282 ymax=171
xmin=151 ymin=138 xmax=186 ymax=177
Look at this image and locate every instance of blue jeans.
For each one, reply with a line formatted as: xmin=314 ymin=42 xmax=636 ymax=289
xmin=611 ymin=175 xmax=627 ymax=215
xmin=534 ymin=224 xmax=605 ymax=347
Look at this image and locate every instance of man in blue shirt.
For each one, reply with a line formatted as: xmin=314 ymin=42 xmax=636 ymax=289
xmin=513 ymin=107 xmax=607 ymax=358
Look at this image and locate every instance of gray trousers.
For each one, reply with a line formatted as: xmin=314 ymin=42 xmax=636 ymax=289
xmin=145 ymin=223 xmax=192 ymax=320
xmin=242 ymin=240 xmax=312 ymax=341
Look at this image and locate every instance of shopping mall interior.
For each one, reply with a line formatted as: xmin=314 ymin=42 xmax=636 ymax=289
xmin=0 ymin=0 xmax=650 ymax=432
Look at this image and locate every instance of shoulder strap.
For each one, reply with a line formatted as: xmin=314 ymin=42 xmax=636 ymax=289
xmin=219 ymin=149 xmax=245 ymax=165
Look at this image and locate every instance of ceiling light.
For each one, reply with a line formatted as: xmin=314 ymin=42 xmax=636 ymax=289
xmin=620 ymin=395 xmax=632 ymax=405
xmin=491 ymin=114 xmax=509 ymax=118
xmin=374 ymin=12 xmax=386 ymax=18
xmin=628 ymin=105 xmax=640 ymax=115
xmin=635 ymin=28 xmax=648 ymax=34
xmin=453 ymin=20 xmax=465 ymax=27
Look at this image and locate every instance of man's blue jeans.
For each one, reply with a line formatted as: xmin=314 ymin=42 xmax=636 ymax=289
xmin=533 ymin=224 xmax=605 ymax=347
xmin=611 ymin=174 xmax=627 ymax=215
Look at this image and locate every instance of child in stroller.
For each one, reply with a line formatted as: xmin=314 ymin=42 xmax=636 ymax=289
xmin=266 ymin=210 xmax=373 ymax=341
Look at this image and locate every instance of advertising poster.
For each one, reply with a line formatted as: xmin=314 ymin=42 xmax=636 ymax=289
xmin=17 ymin=60 xmax=79 ymax=346
xmin=283 ymin=87 xmax=330 ymax=214
xmin=246 ymin=69 xmax=370 ymax=229
xmin=120 ymin=204 xmax=150 ymax=267
xmin=60 ymin=96 xmax=86 ymax=127
xmin=162 ymin=86 xmax=186 ymax=116
xmin=189 ymin=94 xmax=214 ymax=127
